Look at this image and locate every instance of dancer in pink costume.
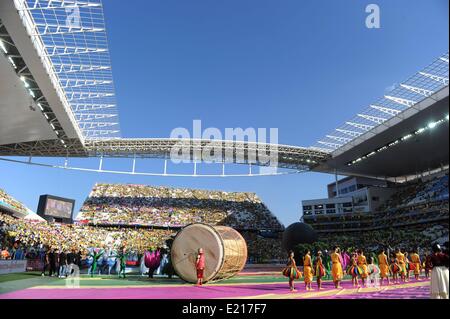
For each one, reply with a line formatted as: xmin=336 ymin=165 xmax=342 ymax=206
xmin=144 ymin=249 xmax=161 ymax=278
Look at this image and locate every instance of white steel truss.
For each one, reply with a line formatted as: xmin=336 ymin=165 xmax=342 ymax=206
xmin=335 ymin=128 xmax=362 ymax=137
xmin=325 ymin=135 xmax=352 ymax=143
xmin=400 ymin=84 xmax=434 ymax=97
xmin=71 ymin=103 xmax=116 ymax=112
xmin=345 ymin=121 xmax=374 ymax=131
xmin=419 ymin=72 xmax=449 ymax=85
xmin=13 ymin=0 xmax=121 ymax=139
xmin=54 ymin=63 xmax=111 ymax=74
xmin=314 ymin=52 xmax=449 ymax=153
xmin=357 ymin=114 xmax=387 ymax=124
xmin=75 ymin=113 xmax=117 ymax=121
xmin=369 ymin=105 xmax=402 ymax=116
xmin=318 ymin=141 xmax=342 ymax=149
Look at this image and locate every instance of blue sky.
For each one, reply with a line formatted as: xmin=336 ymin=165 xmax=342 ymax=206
xmin=1 ymin=0 xmax=448 ymax=226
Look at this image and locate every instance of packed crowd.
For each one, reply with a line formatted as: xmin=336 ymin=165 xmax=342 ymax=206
xmin=306 ymin=174 xmax=449 ymax=241
xmin=78 ymin=183 xmax=283 ymax=231
xmin=382 ymin=174 xmax=449 ymax=209
xmin=0 ymin=213 xmax=173 ymax=258
xmin=0 ymin=188 xmax=32 ymax=216
xmin=0 ymin=211 xmax=285 ymax=264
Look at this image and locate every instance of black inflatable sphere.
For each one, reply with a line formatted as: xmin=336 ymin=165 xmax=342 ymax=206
xmin=282 ymin=222 xmax=318 ymax=251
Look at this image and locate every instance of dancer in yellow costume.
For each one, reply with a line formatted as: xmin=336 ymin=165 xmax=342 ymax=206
xmin=303 ymin=250 xmax=313 ymax=290
xmin=395 ymin=248 xmax=407 ymax=282
xmin=357 ymin=249 xmax=369 ymax=287
xmin=410 ymin=250 xmax=421 ymax=280
xmin=331 ymin=246 xmax=343 ymax=289
xmin=377 ymin=248 xmax=390 ymax=286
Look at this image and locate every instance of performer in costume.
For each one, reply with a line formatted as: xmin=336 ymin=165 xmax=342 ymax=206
xmin=195 ymin=248 xmax=206 ymax=286
xmin=410 ymin=249 xmax=421 ymax=280
xmin=117 ymin=246 xmax=127 ymax=279
xmin=348 ymin=252 xmax=359 ymax=287
xmin=283 ymin=251 xmax=302 ymax=292
xmin=314 ymin=251 xmax=325 ymax=290
xmin=429 ymin=244 xmax=449 ymax=299
xmin=303 ymin=250 xmax=313 ymax=290
xmin=342 ymin=250 xmax=351 ymax=271
xmin=88 ymin=248 xmax=104 ymax=277
xmin=357 ymin=249 xmax=369 ymax=287
xmin=145 ymin=249 xmax=161 ymax=278
xmin=390 ymin=254 xmax=400 ymax=284
xmin=331 ymin=246 xmax=343 ymax=289
xmin=404 ymin=251 xmax=412 ymax=282
xmin=395 ymin=248 xmax=407 ymax=282
xmin=321 ymin=250 xmax=331 ymax=280
xmin=367 ymin=257 xmax=380 ymax=288
xmin=424 ymin=251 xmax=433 ymax=279
xmin=378 ymin=248 xmax=390 ymax=286
xmin=108 ymin=248 xmax=117 ymax=275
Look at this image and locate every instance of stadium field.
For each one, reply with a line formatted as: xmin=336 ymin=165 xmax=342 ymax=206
xmin=0 ymin=272 xmax=430 ymax=299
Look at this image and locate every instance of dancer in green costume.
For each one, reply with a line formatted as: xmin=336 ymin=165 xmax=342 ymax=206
xmin=117 ymin=246 xmax=127 ymax=279
xmin=89 ymin=248 xmax=104 ymax=277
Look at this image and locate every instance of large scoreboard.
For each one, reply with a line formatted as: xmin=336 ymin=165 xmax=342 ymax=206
xmin=37 ymin=195 xmax=75 ymax=224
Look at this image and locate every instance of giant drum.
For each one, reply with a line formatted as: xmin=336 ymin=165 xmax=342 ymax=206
xmin=171 ymin=223 xmax=247 ymax=283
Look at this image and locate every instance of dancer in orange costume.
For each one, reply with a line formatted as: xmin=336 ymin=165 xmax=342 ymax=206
xmin=395 ymin=248 xmax=407 ymax=282
xmin=378 ymin=248 xmax=390 ymax=286
xmin=357 ymin=249 xmax=369 ymax=287
xmin=282 ymin=251 xmax=302 ymax=292
xmin=314 ymin=251 xmax=326 ymax=290
xmin=331 ymin=246 xmax=343 ymax=289
xmin=410 ymin=250 xmax=421 ymax=280
xmin=303 ymin=250 xmax=313 ymax=291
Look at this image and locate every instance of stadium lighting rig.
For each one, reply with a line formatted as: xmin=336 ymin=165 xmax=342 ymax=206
xmin=346 ymin=114 xmax=450 ymax=167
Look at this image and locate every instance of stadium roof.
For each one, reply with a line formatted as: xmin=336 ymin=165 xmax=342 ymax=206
xmin=315 ymin=86 xmax=449 ymax=181
xmin=312 ymin=53 xmax=449 ymax=153
xmin=0 ymin=0 xmax=120 ymax=143
xmin=0 ymin=0 xmax=448 ymax=179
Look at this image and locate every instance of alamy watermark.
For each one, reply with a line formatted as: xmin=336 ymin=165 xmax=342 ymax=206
xmin=365 ymin=4 xmax=381 ymax=29
xmin=169 ymin=120 xmax=279 ymax=174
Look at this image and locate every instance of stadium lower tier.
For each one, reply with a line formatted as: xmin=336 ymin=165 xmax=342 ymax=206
xmin=0 ymin=213 xmax=284 ymax=263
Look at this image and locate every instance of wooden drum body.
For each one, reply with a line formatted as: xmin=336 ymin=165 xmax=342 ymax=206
xmin=171 ymin=223 xmax=247 ymax=283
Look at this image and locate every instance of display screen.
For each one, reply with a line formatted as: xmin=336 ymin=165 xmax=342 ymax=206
xmin=44 ymin=198 xmax=73 ymax=219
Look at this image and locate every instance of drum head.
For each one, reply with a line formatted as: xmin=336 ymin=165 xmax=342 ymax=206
xmin=171 ymin=223 xmax=224 ymax=283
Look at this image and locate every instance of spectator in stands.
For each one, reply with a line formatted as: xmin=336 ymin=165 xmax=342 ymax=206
xmin=1 ymin=246 xmax=10 ymax=260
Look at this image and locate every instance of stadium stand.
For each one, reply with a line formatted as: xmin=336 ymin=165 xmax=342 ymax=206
xmin=77 ymin=183 xmax=284 ymax=231
xmin=0 ymin=187 xmax=33 ymax=217
xmin=304 ymin=173 xmax=449 ymax=248
xmin=1 ymin=184 xmax=285 ymax=263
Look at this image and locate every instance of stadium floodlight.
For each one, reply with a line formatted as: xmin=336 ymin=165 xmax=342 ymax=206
xmin=0 ymin=40 xmax=7 ymax=54
xmin=20 ymin=76 xmax=29 ymax=88
xmin=8 ymin=56 xmax=16 ymax=68
xmin=28 ymin=89 xmax=35 ymax=98
xmin=446 ymin=115 xmax=449 ymax=121
xmin=428 ymin=122 xmax=437 ymax=129
xmin=402 ymin=134 xmax=413 ymax=140
xmin=37 ymin=103 xmax=44 ymax=111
